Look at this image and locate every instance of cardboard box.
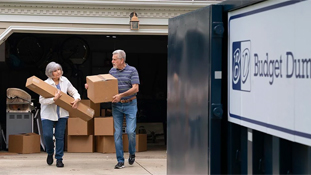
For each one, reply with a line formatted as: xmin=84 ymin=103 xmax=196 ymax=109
xmin=67 ymin=135 xmax=94 ymax=153
xmin=80 ymin=100 xmax=100 ymax=117
xmin=123 ymin=134 xmax=147 ymax=152
xmin=86 ymin=74 xmax=118 ymax=103
xmin=94 ymin=117 xmax=114 ymax=136
xmin=26 ymin=76 xmax=94 ymax=121
xmin=96 ymin=136 xmax=116 ymax=153
xmin=25 ymin=76 xmax=56 ymax=98
xmin=9 ymin=133 xmax=40 ymax=154
xmin=68 ymin=118 xmax=94 ymax=135
xmin=70 ymin=100 xmax=100 ymax=118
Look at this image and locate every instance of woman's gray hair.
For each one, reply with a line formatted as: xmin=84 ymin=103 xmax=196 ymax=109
xmin=112 ymin=49 xmax=126 ymax=61
xmin=45 ymin=62 xmax=63 ymax=78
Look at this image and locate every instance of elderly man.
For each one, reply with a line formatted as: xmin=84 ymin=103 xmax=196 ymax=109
xmin=85 ymin=49 xmax=140 ymax=169
xmin=110 ymin=49 xmax=140 ymax=169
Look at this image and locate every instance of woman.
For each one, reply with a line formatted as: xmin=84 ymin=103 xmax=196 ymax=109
xmin=39 ymin=62 xmax=80 ymax=168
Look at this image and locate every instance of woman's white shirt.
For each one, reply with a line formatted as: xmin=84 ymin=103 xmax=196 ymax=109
xmin=39 ymin=76 xmax=81 ymax=121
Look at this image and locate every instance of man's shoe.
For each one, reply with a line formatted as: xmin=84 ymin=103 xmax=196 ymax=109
xmin=128 ymin=154 xmax=135 ymax=165
xmin=114 ymin=162 xmax=124 ymax=169
xmin=56 ymin=160 xmax=64 ymax=168
xmin=47 ymin=154 xmax=53 ymax=165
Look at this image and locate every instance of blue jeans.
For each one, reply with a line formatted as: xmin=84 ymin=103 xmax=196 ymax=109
xmin=42 ymin=118 xmax=68 ymax=160
xmin=112 ymin=99 xmax=137 ymax=163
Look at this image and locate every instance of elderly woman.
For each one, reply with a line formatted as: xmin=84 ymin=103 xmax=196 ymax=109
xmin=39 ymin=62 xmax=80 ymax=168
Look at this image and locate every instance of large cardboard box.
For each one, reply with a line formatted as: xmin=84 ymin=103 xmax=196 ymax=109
xmin=26 ymin=76 xmax=94 ymax=121
xmin=68 ymin=118 xmax=94 ymax=135
xmin=25 ymin=76 xmax=56 ymax=98
xmin=123 ymin=134 xmax=147 ymax=152
xmin=86 ymin=74 xmax=118 ymax=103
xmin=96 ymin=136 xmax=116 ymax=153
xmin=94 ymin=117 xmax=114 ymax=136
xmin=9 ymin=133 xmax=40 ymax=154
xmin=67 ymin=135 xmax=94 ymax=153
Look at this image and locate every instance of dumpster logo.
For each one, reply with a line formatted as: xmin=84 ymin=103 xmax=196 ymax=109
xmin=232 ymin=41 xmax=251 ymax=92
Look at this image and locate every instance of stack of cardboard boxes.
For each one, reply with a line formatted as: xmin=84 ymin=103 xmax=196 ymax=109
xmin=87 ymin=74 xmax=118 ymax=153
xmin=94 ymin=115 xmax=116 ymax=153
xmin=67 ymin=103 xmax=147 ymax=153
xmin=67 ymin=100 xmax=100 ymax=152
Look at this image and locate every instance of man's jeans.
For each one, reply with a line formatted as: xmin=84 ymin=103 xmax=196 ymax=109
xmin=112 ymin=99 xmax=137 ymax=163
xmin=42 ymin=118 xmax=68 ymax=160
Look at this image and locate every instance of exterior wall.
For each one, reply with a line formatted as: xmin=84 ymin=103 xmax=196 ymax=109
xmin=0 ymin=0 xmax=222 ymax=44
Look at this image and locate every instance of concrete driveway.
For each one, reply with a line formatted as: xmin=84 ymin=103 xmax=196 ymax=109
xmin=0 ymin=146 xmax=167 ymax=175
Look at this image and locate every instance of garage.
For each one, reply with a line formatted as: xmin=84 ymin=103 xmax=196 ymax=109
xmin=0 ymin=0 xmax=217 ymax=152
xmin=1 ymin=32 xmax=167 ymax=148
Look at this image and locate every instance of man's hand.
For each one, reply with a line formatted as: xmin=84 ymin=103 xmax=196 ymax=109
xmin=71 ymin=99 xmax=80 ymax=108
xmin=85 ymin=83 xmax=89 ymax=90
xmin=53 ymin=90 xmax=62 ymax=101
xmin=112 ymin=94 xmax=121 ymax=103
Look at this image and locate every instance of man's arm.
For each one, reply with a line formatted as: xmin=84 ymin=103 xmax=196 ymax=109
xmin=112 ymin=84 xmax=139 ymax=103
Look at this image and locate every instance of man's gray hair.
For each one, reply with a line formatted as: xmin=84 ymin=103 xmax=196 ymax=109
xmin=45 ymin=61 xmax=63 ymax=78
xmin=112 ymin=49 xmax=126 ymax=62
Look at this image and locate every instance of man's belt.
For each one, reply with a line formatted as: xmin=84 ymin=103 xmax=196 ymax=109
xmin=120 ymin=96 xmax=136 ymax=103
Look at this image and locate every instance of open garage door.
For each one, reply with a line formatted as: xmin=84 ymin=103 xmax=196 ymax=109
xmin=0 ymin=32 xmax=168 ymax=151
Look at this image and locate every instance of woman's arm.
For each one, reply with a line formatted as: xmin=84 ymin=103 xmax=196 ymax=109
xmin=66 ymin=79 xmax=81 ymax=108
xmin=39 ymin=95 xmax=54 ymax=105
xmin=39 ymin=90 xmax=62 ymax=104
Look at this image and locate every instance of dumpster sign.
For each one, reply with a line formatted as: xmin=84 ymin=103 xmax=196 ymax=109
xmin=228 ymin=0 xmax=311 ymax=146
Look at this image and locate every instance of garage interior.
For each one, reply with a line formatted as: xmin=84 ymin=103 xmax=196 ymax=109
xmin=0 ymin=33 xmax=168 ymax=151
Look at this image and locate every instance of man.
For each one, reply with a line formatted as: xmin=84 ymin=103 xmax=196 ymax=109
xmin=110 ymin=49 xmax=140 ymax=169
xmin=86 ymin=49 xmax=140 ymax=169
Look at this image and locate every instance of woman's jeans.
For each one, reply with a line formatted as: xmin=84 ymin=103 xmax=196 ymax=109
xmin=42 ymin=118 xmax=68 ymax=160
xmin=112 ymin=99 xmax=137 ymax=163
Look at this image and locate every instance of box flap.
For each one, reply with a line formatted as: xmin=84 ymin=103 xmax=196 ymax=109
xmin=98 ymin=74 xmax=116 ymax=81
xmin=87 ymin=74 xmax=116 ymax=82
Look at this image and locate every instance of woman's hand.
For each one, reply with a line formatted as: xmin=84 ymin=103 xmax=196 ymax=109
xmin=53 ymin=90 xmax=62 ymax=101
xmin=71 ymin=99 xmax=80 ymax=108
xmin=85 ymin=83 xmax=88 ymax=90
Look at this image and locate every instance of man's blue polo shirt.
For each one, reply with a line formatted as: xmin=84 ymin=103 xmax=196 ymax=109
xmin=109 ymin=64 xmax=140 ymax=100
